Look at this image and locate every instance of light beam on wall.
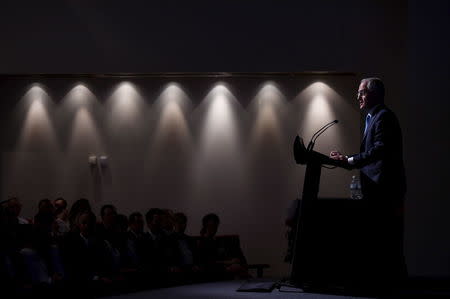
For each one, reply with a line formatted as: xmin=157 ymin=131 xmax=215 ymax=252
xmin=68 ymin=107 xmax=104 ymax=154
xmin=249 ymin=82 xmax=286 ymax=152
xmin=61 ymin=84 xmax=104 ymax=151
xmin=105 ymin=81 xmax=147 ymax=146
xmin=199 ymin=84 xmax=240 ymax=156
xmin=152 ymin=83 xmax=192 ymax=152
xmin=193 ymin=83 xmax=246 ymax=202
xmin=65 ymin=84 xmax=96 ymax=108
xmin=17 ymin=85 xmax=58 ymax=152
xmin=7 ymin=85 xmax=60 ymax=204
xmin=295 ymin=82 xmax=340 ymax=151
xmin=107 ymin=82 xmax=146 ymax=128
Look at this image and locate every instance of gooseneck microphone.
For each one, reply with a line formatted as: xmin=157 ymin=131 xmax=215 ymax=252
xmin=306 ymin=120 xmax=339 ymax=152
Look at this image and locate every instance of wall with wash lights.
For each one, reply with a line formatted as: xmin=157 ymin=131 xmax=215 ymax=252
xmin=0 ymin=75 xmax=360 ymax=276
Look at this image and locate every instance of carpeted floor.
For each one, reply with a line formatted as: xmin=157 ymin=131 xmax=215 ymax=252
xmin=102 ymin=280 xmax=372 ymax=299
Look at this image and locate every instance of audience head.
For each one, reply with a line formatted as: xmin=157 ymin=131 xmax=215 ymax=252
xmin=53 ymin=197 xmax=67 ymax=214
xmin=161 ymin=209 xmax=175 ymax=233
xmin=38 ymin=198 xmax=54 ymax=215
xmin=75 ymin=211 xmax=96 ymax=236
xmin=4 ymin=197 xmax=22 ymax=218
xmin=174 ymin=212 xmax=188 ymax=234
xmin=129 ymin=212 xmax=144 ymax=234
xmin=201 ymin=213 xmax=220 ymax=238
xmin=100 ymin=204 xmax=117 ymax=229
xmin=145 ymin=208 xmax=163 ymax=233
xmin=34 ymin=210 xmax=55 ymax=232
xmin=69 ymin=198 xmax=92 ymax=228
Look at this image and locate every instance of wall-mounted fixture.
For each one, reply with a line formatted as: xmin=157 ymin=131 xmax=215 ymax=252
xmin=88 ymin=155 xmax=97 ymax=166
xmin=99 ymin=155 xmax=108 ymax=168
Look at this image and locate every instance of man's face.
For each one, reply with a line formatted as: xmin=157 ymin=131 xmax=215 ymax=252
xmin=205 ymin=220 xmax=219 ymax=237
xmin=78 ymin=214 xmax=90 ymax=234
xmin=174 ymin=218 xmax=187 ymax=234
xmin=357 ymin=82 xmax=372 ymax=110
xmin=54 ymin=199 xmax=66 ymax=211
xmin=102 ymin=208 xmax=117 ymax=228
xmin=131 ymin=215 xmax=144 ymax=233
xmin=147 ymin=214 xmax=161 ymax=231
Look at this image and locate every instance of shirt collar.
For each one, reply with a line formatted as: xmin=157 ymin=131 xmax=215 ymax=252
xmin=367 ymin=103 xmax=383 ymax=117
xmin=80 ymin=233 xmax=89 ymax=245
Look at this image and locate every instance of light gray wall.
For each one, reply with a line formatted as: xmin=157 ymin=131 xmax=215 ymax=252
xmin=1 ymin=75 xmax=360 ymax=277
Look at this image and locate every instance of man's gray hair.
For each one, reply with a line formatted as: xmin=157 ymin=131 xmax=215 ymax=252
xmin=361 ymin=77 xmax=385 ymax=101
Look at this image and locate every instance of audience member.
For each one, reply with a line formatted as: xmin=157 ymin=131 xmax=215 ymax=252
xmin=197 ymin=213 xmax=249 ymax=280
xmin=173 ymin=212 xmax=195 ymax=267
xmin=61 ymin=211 xmax=112 ymax=288
xmin=37 ymin=199 xmax=54 ymax=216
xmin=53 ymin=197 xmax=69 ymax=238
xmin=161 ymin=209 xmax=175 ymax=235
xmin=68 ymin=198 xmax=91 ymax=230
xmin=97 ymin=205 xmax=122 ymax=272
xmin=97 ymin=204 xmax=118 ymax=243
xmin=3 ymin=197 xmax=30 ymax=224
xmin=127 ymin=212 xmax=145 ymax=268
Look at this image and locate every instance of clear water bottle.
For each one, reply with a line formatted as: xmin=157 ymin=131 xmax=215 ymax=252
xmin=350 ymin=175 xmax=363 ymax=199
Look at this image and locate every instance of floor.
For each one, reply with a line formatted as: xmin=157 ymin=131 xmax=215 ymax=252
xmin=103 ymin=280 xmax=373 ymax=299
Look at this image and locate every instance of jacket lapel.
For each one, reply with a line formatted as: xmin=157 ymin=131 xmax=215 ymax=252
xmin=361 ymin=104 xmax=384 ymax=147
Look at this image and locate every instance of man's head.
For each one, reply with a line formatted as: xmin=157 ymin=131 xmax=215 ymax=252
xmin=100 ymin=204 xmax=117 ymax=229
xmin=129 ymin=212 xmax=144 ymax=234
xmin=5 ymin=197 xmax=22 ymax=217
xmin=38 ymin=198 xmax=54 ymax=215
xmin=160 ymin=209 xmax=175 ymax=233
xmin=145 ymin=208 xmax=163 ymax=233
xmin=201 ymin=213 xmax=220 ymax=238
xmin=76 ymin=211 xmax=96 ymax=235
xmin=54 ymin=197 xmax=67 ymax=211
xmin=174 ymin=212 xmax=188 ymax=234
xmin=358 ymin=78 xmax=385 ymax=111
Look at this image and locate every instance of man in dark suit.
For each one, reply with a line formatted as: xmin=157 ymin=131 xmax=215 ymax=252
xmin=330 ymin=78 xmax=407 ymax=288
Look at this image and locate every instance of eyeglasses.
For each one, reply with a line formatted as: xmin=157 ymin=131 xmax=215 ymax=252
xmin=357 ymin=89 xmax=369 ymax=97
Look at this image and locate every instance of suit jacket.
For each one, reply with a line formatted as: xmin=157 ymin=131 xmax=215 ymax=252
xmin=61 ymin=232 xmax=110 ymax=282
xmin=351 ymin=104 xmax=406 ymax=202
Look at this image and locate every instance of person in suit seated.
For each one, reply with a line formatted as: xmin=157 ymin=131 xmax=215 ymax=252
xmin=61 ymin=211 xmax=113 ymax=295
xmin=68 ymin=198 xmax=91 ymax=231
xmin=114 ymin=214 xmax=130 ymax=270
xmin=172 ymin=212 xmax=205 ymax=284
xmin=96 ymin=205 xmax=123 ymax=273
xmin=173 ymin=213 xmax=195 ymax=268
xmin=36 ymin=199 xmax=54 ymax=217
xmin=53 ymin=197 xmax=69 ymax=238
xmin=126 ymin=212 xmax=145 ymax=268
xmin=196 ymin=213 xmax=249 ymax=280
xmin=23 ymin=201 xmax=64 ymax=285
xmin=160 ymin=209 xmax=175 ymax=235
xmin=96 ymin=204 xmax=118 ymax=244
xmin=141 ymin=209 xmax=163 ymax=267
xmin=140 ymin=208 xmax=183 ymax=286
xmin=160 ymin=209 xmax=184 ymax=274
xmin=2 ymin=197 xmax=30 ymax=225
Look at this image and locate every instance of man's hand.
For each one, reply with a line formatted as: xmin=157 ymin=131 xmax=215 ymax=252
xmin=330 ymin=151 xmax=347 ymax=161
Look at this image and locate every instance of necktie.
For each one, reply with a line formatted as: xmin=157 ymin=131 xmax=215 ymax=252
xmin=364 ymin=114 xmax=372 ymax=135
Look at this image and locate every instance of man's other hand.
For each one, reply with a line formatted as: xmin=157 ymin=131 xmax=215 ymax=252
xmin=330 ymin=151 xmax=346 ymax=160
